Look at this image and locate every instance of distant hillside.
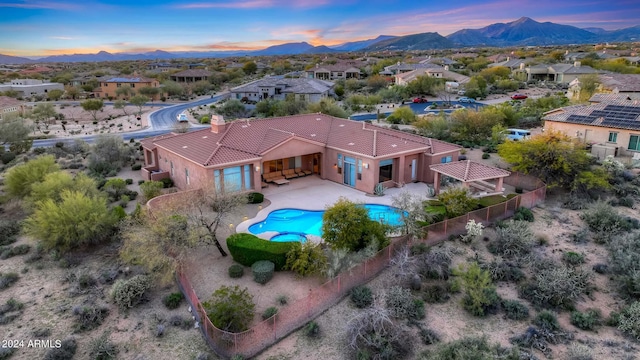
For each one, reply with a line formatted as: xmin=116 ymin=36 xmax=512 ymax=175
xmin=252 ymin=42 xmax=315 ymax=55
xmin=447 ymin=17 xmax=599 ymax=46
xmin=36 ymin=50 xmax=182 ymax=63
xmin=331 ymin=35 xmax=396 ymax=51
xmin=364 ymin=32 xmax=456 ymax=51
xmin=0 ymin=54 xmax=35 ymax=64
xmin=304 ymin=45 xmax=339 ymax=54
xmin=600 ymin=25 xmax=640 ymax=42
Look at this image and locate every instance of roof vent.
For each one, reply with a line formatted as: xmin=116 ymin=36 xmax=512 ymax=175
xmin=310 ymin=133 xmax=316 ymax=137
xmin=391 ymin=144 xmax=397 ymax=148
xmin=348 ymin=142 xmax=354 ymax=146
xmin=202 ymin=136 xmax=208 ymax=139
xmin=241 ymin=125 xmax=248 ymax=128
xmin=339 ymin=124 xmax=345 ymax=127
xmin=182 ymin=145 xmax=188 ymax=149
xmin=316 ymin=117 xmax=321 ymax=121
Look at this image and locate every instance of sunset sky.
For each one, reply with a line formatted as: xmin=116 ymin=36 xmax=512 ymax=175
xmin=1 ymin=0 xmax=639 ymax=57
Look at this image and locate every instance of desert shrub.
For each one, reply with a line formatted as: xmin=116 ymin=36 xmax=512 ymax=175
xmin=227 ymin=233 xmax=295 ymax=270
xmin=72 ymin=304 xmax=109 ymax=332
xmin=0 ymin=272 xmax=19 ymax=289
xmin=415 ymin=246 xmax=453 ymax=280
xmin=0 ymin=244 xmax=31 ymax=259
xmin=534 ymin=310 xmax=560 ymax=331
xmin=131 ymin=164 xmax=142 ymax=170
xmin=563 ymin=251 xmax=586 ymax=266
xmin=351 ymin=285 xmax=374 ymax=308
xmin=169 ymin=314 xmax=194 ymax=329
xmin=228 ymin=264 xmax=244 ymax=278
xmin=410 ymin=243 xmax=429 ymax=255
xmin=481 ymin=260 xmax=525 ymax=283
xmin=43 ymin=337 xmax=77 ymax=360
xmin=77 ymin=273 xmax=97 ymax=288
xmin=124 ymin=178 xmax=133 ymax=185
xmin=346 ymin=306 xmax=415 ymax=360
xmin=489 ymin=220 xmax=535 ymax=258
xmin=592 ymin=263 xmax=608 ymax=274
xmin=88 ymin=333 xmax=118 ymax=360
xmin=0 ymin=297 xmax=24 ymax=325
xmin=162 ymin=292 xmax=184 ymax=310
xmin=1 ymin=152 xmax=16 ymax=164
xmin=110 ymin=274 xmax=151 ymax=311
xmin=202 ymin=285 xmax=255 ymax=333
xmin=454 ymin=263 xmax=500 ymax=317
xmin=276 ymin=295 xmax=288 ymax=305
xmin=284 ymin=241 xmax=327 ymax=277
xmin=437 ymin=186 xmax=479 ymax=218
xmin=502 ymin=299 xmax=529 ymax=320
xmin=0 ymin=220 xmax=21 ymax=246
xmin=570 ymin=309 xmax=601 ymax=331
xmin=419 ymin=327 xmax=441 ymax=345
xmin=426 ymin=336 xmax=519 ymax=360
xmin=580 ymin=201 xmax=630 ymax=243
xmin=566 ymin=343 xmax=594 ymax=360
xmin=482 ymin=153 xmax=490 ymax=159
xmin=512 ymin=207 xmax=534 ymax=222
xmin=159 ymin=177 xmax=174 ymax=188
xmin=247 ymin=192 xmax=264 ymax=204
xmin=252 ymin=260 xmax=274 ymax=284
xmin=304 ymin=321 xmax=321 ymax=338
xmin=618 ymin=301 xmax=640 ymax=340
xmin=422 ymin=283 xmax=452 ymax=304
xmin=520 ymin=262 xmax=591 ymax=309
xmin=607 ymin=233 xmax=640 ymax=301
xmin=618 ymin=197 xmax=634 ymax=208
xmin=139 ymin=180 xmax=163 ymax=202
xmin=262 ymin=306 xmax=278 ymax=320
xmin=385 ymin=286 xmax=425 ymax=320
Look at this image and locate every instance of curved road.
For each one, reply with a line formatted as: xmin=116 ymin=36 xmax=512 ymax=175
xmin=32 ymin=94 xmax=228 ymax=147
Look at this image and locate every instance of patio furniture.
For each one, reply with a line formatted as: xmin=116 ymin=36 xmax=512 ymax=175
xmin=295 ymin=167 xmax=312 ymax=176
xmin=283 ymin=169 xmax=299 ymax=179
xmin=273 ymin=178 xmax=290 ymax=186
xmin=263 ymin=171 xmax=285 ymax=183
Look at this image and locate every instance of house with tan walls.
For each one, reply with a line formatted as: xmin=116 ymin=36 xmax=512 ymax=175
xmin=96 ymin=76 xmax=162 ymax=100
xmin=140 ymin=113 xmax=462 ymax=195
xmin=543 ymin=98 xmax=640 ymax=158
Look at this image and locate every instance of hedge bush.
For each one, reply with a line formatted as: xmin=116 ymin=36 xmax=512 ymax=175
xmin=228 ymin=264 xmax=244 ymax=278
xmin=163 ymin=292 xmax=184 ymax=310
xmin=247 ymin=192 xmax=264 ymax=204
xmin=252 ymin=260 xmax=274 ymax=284
xmin=513 ymin=207 xmax=534 ymax=222
xmin=227 ymin=233 xmax=295 ymax=270
xmin=131 ymin=164 xmax=142 ymax=171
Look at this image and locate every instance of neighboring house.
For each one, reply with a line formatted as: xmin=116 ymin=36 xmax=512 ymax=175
xmin=543 ymin=98 xmax=640 ymax=157
xmin=96 ymin=76 xmax=161 ymax=100
xmin=0 ymin=96 xmax=24 ymax=120
xmin=379 ymin=62 xmax=441 ymax=76
xmin=170 ymin=69 xmax=212 ymax=83
xmin=0 ymin=79 xmax=64 ymax=97
xmin=146 ymin=62 xmax=180 ymax=72
xmin=394 ymin=65 xmax=470 ymax=86
xmin=488 ymin=58 xmax=530 ymax=71
xmin=419 ymin=57 xmax=459 ymax=67
xmin=140 ymin=113 xmax=463 ymax=194
xmin=597 ymin=73 xmax=640 ymax=100
xmin=523 ymin=62 xmax=600 ymax=83
xmin=306 ymin=63 xmax=361 ymax=81
xmin=230 ymin=77 xmax=334 ymax=103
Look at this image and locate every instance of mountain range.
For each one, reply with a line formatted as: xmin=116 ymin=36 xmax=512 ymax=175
xmin=2 ymin=17 xmax=639 ymax=64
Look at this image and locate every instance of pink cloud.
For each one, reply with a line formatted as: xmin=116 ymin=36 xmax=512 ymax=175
xmin=176 ymin=0 xmax=330 ymax=9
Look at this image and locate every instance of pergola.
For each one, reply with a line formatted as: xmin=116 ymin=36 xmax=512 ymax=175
xmin=429 ymin=160 xmax=511 ymax=196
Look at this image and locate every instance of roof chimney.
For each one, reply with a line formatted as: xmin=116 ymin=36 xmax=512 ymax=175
xmin=444 ymin=65 xmax=449 ymax=71
xmin=574 ymin=61 xmax=581 ymax=68
xmin=210 ymin=114 xmax=226 ymax=134
xmin=519 ymin=63 xmax=525 ymax=70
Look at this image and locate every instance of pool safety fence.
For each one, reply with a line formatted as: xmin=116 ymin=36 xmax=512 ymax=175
xmin=176 ymin=171 xmax=546 ymax=359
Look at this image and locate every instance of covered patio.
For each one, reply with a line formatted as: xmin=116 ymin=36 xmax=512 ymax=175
xmin=430 ymin=160 xmax=511 ymax=197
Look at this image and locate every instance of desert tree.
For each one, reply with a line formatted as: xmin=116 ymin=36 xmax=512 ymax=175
xmin=437 ymin=185 xmax=479 ymax=218
xmin=113 ymin=99 xmax=129 ymax=117
xmin=27 ymin=171 xmax=101 ymax=208
xmin=115 ymin=85 xmax=134 ymax=99
xmin=322 ymin=197 xmax=390 ymax=252
xmin=30 ymin=103 xmax=57 ymax=129
xmin=87 ymin=134 xmax=133 ymax=176
xmin=81 ymin=99 xmax=104 ymax=122
xmin=25 ymin=190 xmax=117 ymax=252
xmin=129 ymin=95 xmax=150 ymax=116
xmin=4 ymin=155 xmax=59 ymax=198
xmin=0 ymin=113 xmax=32 ymax=153
xmin=137 ymin=86 xmax=160 ymax=98
xmin=179 ymin=183 xmax=248 ymax=257
xmin=390 ymin=190 xmax=430 ymax=239
xmin=47 ymin=89 xmax=64 ymax=101
xmin=120 ymin=207 xmax=193 ymax=285
xmin=64 ymin=85 xmax=80 ymax=100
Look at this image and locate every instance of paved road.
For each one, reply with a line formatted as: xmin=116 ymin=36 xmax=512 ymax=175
xmin=32 ymin=94 xmax=228 ymax=147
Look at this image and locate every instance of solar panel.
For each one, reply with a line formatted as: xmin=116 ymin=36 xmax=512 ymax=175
xmin=567 ymin=115 xmax=596 ymax=124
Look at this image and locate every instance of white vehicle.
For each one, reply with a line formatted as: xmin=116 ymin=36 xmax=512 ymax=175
xmin=177 ymin=113 xmax=188 ymax=122
xmin=457 ymin=90 xmax=466 ymax=95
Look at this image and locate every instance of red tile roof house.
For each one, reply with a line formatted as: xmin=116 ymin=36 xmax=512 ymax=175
xmin=140 ymin=113 xmax=463 ymax=195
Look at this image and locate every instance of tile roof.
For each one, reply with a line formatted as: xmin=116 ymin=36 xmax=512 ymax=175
xmin=231 ymin=78 xmax=334 ymax=95
xmin=599 ymin=74 xmax=640 ymax=92
xmin=171 ymin=69 xmax=212 ymax=77
xmin=146 ymin=114 xmax=452 ymax=167
xmin=589 ymin=93 xmax=632 ymax=103
xmin=395 ymin=67 xmax=470 ymax=84
xmin=543 ymin=100 xmax=640 ymax=131
xmin=104 ymin=76 xmax=155 ymax=83
xmin=430 ymin=160 xmax=510 ymax=182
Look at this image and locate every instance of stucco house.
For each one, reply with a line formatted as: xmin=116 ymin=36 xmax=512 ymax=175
xmin=140 ymin=113 xmax=463 ymax=194
xmin=0 ymin=79 xmax=64 ymax=97
xmin=543 ymin=98 xmax=640 ymax=157
xmin=394 ymin=66 xmax=470 ymax=86
xmin=170 ymin=69 xmax=212 ymax=83
xmin=230 ymin=78 xmax=334 ymax=103
xmin=95 ymin=76 xmax=162 ymax=100
xmin=306 ymin=62 xmax=361 ymax=81
xmin=523 ymin=62 xmax=600 ymax=83
xmin=0 ymin=96 xmax=24 ymax=120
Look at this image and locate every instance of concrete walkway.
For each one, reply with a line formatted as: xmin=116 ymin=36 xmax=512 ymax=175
xmin=235 ymin=176 xmax=432 ymax=236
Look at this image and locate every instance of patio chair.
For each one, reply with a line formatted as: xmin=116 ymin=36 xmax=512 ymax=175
xmin=295 ymin=167 xmax=311 ymax=176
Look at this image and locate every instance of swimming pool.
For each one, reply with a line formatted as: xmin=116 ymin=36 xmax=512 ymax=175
xmin=248 ymin=204 xmax=405 ymax=241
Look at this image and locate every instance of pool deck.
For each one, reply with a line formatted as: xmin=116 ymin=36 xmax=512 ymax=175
xmin=236 ymin=175 xmax=431 ymax=236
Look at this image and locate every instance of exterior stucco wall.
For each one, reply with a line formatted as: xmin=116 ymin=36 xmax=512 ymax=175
xmin=545 ymin=121 xmax=637 ymax=156
xmin=156 ymin=149 xmax=211 ymax=190
xmin=423 ymin=149 xmax=461 ymax=183
xmin=261 ymin=139 xmax=325 ymax=162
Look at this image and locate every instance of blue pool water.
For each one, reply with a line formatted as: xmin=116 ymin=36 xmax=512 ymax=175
xmin=249 ymin=204 xmax=405 ymax=241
